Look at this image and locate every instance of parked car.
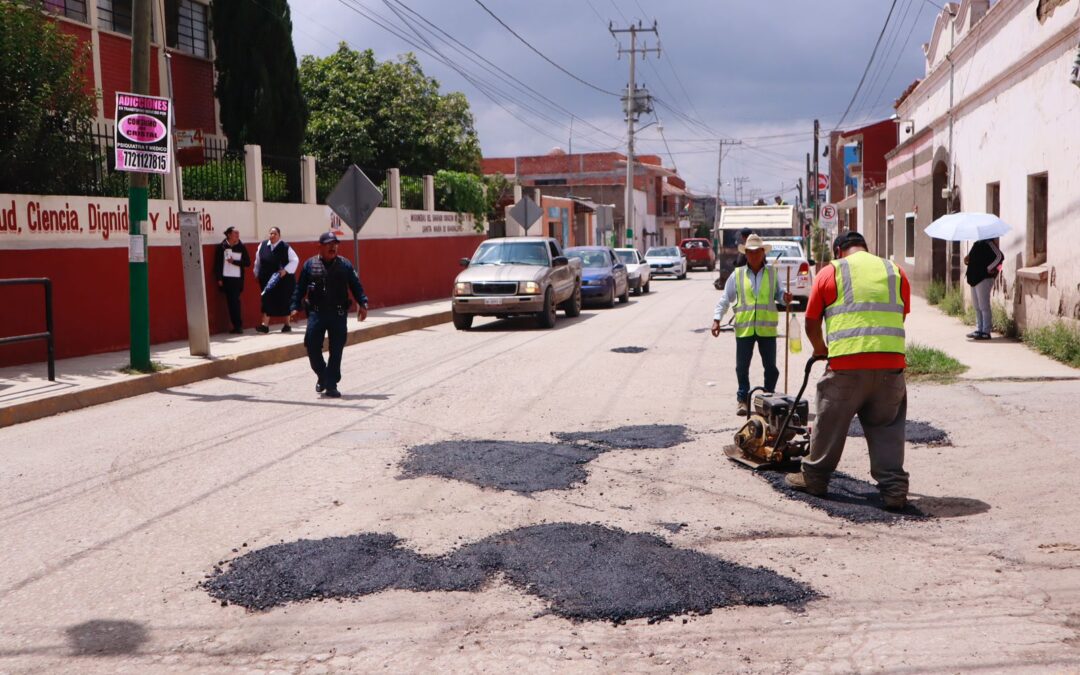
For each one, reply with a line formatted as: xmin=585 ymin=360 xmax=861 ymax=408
xmin=565 ymin=246 xmax=630 ymax=307
xmin=644 ymin=246 xmax=688 ymax=279
xmin=614 ymin=248 xmax=651 ymax=295
xmin=764 ymin=239 xmax=814 ymax=306
xmin=452 ymin=237 xmax=583 ymax=330
xmin=679 ymin=238 xmax=716 ymax=271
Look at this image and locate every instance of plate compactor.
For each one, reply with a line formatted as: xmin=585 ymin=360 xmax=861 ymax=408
xmin=724 ymin=355 xmax=826 ymax=469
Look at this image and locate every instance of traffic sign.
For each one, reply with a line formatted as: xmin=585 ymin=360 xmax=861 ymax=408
xmin=817 ymin=173 xmax=829 ymax=192
xmin=508 ymin=196 xmax=543 ymax=233
xmin=326 ymin=165 xmax=383 ymax=234
xmin=821 ymin=203 xmax=838 ymax=228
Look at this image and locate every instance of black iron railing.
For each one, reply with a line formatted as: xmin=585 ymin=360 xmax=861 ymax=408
xmin=0 ymin=278 xmax=55 ymax=381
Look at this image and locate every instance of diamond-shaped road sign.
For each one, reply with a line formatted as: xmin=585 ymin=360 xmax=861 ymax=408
xmin=326 ymin=165 xmax=383 ymax=233
xmin=508 ymin=196 xmax=542 ymax=233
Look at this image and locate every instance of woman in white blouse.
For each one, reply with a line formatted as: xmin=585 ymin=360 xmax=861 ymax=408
xmin=253 ymin=226 xmax=300 ymax=333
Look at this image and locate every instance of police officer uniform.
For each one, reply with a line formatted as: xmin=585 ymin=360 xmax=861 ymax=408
xmin=290 ymin=232 xmax=368 ymax=397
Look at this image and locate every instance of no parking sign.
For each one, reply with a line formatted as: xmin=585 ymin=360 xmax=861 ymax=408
xmin=821 ymin=203 xmax=838 ymax=228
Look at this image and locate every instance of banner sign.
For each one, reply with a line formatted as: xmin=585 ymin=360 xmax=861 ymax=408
xmin=114 ymin=92 xmax=172 ymax=174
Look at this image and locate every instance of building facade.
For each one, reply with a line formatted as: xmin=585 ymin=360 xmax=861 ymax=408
xmin=885 ymin=0 xmax=1080 ymax=334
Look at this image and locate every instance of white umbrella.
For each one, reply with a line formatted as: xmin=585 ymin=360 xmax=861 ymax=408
xmin=924 ymin=212 xmax=1012 ymax=242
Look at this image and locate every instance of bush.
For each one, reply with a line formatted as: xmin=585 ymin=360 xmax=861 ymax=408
xmin=183 ymin=160 xmax=246 ymax=200
xmin=906 ymin=343 xmax=969 ymax=382
xmin=261 ymin=167 xmax=288 ymax=202
xmin=400 ymin=175 xmax=424 ymax=210
xmin=1022 ymin=322 xmax=1080 ymax=368
xmin=992 ymin=301 xmax=1017 ymax=338
xmin=938 ymin=285 xmax=966 ymax=317
xmin=925 ymin=280 xmax=946 ymax=305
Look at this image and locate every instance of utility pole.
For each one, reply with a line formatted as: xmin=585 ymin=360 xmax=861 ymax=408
xmin=128 ymin=0 xmax=152 ymax=371
xmin=813 ymin=119 xmax=821 ymax=224
xmin=611 ymin=21 xmax=659 ymax=248
xmin=713 ymin=139 xmax=741 ymax=230
xmin=733 ymin=176 xmax=751 ymax=205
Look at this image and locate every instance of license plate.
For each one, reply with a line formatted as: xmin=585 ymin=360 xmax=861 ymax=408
xmin=484 ymin=297 xmax=502 ymax=305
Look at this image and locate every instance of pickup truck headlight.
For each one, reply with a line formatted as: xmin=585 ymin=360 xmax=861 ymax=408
xmin=454 ymin=282 xmax=471 ymax=296
xmin=519 ymin=281 xmax=541 ymax=295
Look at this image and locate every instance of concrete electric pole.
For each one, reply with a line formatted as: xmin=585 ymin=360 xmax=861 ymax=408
xmin=713 ymin=139 xmax=741 ymax=230
xmin=611 ymin=21 xmax=659 ymax=248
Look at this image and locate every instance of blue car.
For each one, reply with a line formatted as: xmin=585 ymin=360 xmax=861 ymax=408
xmin=565 ymin=246 xmax=630 ymax=307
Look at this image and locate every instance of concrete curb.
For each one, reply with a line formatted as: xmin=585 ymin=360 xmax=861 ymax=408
xmin=0 ymin=310 xmax=450 ymax=428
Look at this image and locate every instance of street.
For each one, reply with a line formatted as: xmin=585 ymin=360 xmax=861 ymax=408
xmin=2 ymin=271 xmax=1080 ymax=673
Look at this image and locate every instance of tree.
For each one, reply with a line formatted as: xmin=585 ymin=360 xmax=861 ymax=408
xmin=0 ymin=0 xmax=95 ymax=194
xmin=209 ymin=0 xmax=307 ymax=157
xmin=301 ymin=44 xmax=481 ymax=176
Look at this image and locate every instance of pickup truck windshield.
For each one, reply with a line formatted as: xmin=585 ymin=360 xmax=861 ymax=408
xmin=614 ymin=250 xmax=637 ymax=264
xmin=472 ymin=241 xmax=550 ymax=266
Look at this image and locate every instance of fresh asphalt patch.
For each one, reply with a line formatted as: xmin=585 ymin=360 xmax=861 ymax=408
xmin=400 ymin=425 xmax=691 ymax=493
xmin=204 ymin=523 xmax=816 ymax=622
xmin=610 ymin=346 xmax=648 ymax=354
xmin=758 ymin=470 xmax=927 ymax=523
xmin=848 ymin=419 xmax=951 ymax=446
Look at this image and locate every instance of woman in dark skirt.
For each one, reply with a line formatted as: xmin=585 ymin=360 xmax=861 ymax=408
xmin=253 ymin=226 xmax=299 ymax=333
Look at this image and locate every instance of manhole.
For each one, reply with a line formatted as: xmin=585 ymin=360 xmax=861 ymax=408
xmin=848 ymin=419 xmax=951 ymax=446
xmin=758 ymin=470 xmax=926 ymax=523
xmin=611 ymin=346 xmax=648 ymax=354
xmin=204 ymin=523 xmax=816 ymax=622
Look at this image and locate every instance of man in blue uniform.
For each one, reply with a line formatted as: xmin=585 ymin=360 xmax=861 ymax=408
xmin=290 ymin=232 xmax=368 ymax=398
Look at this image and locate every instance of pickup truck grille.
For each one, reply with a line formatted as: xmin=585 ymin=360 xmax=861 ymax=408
xmin=471 ymin=282 xmax=518 ymax=295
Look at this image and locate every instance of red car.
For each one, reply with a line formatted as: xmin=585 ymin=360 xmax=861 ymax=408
xmin=679 ymin=238 xmax=716 ymax=271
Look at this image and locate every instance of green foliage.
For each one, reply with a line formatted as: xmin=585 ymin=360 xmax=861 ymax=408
xmin=400 ymin=175 xmax=424 ymax=210
xmin=962 ymin=305 xmax=976 ymax=326
xmin=300 ymin=45 xmax=481 ymax=176
xmin=938 ymin=285 xmax=966 ymax=317
xmin=261 ymin=167 xmax=289 ymax=202
xmin=906 ymin=343 xmax=969 ymax=382
xmin=992 ymin=301 xmax=1017 ymax=338
xmin=483 ymin=173 xmax=513 ymax=223
xmin=210 ymin=0 xmax=307 ymax=156
xmin=1022 ymin=322 xmax=1080 ymax=368
xmin=925 ymin=280 xmax=946 ymax=305
xmin=809 ymin=222 xmax=831 ymax=264
xmin=0 ymin=0 xmax=95 ymax=194
xmin=435 ymin=170 xmax=486 ymax=232
xmin=182 ymin=160 xmax=246 ymax=201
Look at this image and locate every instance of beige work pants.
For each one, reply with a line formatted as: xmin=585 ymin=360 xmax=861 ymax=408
xmin=800 ymin=368 xmax=909 ymax=499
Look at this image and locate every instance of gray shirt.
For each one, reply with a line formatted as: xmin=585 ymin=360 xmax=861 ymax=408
xmin=713 ymin=266 xmax=785 ymax=321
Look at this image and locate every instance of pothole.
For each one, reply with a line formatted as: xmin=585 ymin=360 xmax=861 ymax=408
xmin=203 ymin=523 xmax=817 ymax=622
xmin=848 ymin=419 xmax=951 ymax=446
xmin=611 ymin=346 xmax=648 ymax=354
xmin=400 ymin=426 xmax=691 ymax=493
xmin=758 ymin=470 xmax=927 ymax=523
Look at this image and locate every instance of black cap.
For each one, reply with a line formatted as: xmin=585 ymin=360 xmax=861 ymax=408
xmin=739 ymin=227 xmax=754 ymax=238
xmin=834 ymin=231 xmax=868 ymax=252
xmin=319 ymin=231 xmax=340 ymax=245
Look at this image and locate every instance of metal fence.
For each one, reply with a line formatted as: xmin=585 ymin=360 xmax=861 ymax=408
xmin=180 ymin=135 xmax=246 ymax=201
xmin=85 ymin=123 xmax=164 ymax=198
xmin=261 ymin=153 xmax=303 ymax=204
xmin=316 ymin=165 xmax=391 ymax=208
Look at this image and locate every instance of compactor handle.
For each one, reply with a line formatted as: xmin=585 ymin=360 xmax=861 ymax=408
xmin=805 ymin=353 xmax=827 ymax=375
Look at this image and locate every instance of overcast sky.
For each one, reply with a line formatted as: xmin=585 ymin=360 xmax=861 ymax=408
xmin=290 ymin=0 xmax=944 ymax=203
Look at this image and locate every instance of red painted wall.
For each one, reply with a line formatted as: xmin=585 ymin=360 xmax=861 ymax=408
xmin=53 ymin=21 xmax=96 ymax=98
xmin=0 ymin=235 xmax=485 ymax=366
xmin=100 ymin=33 xmax=161 ymax=116
xmin=169 ymin=52 xmax=217 ymax=132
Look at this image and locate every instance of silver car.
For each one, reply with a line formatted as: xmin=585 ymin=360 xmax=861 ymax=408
xmin=614 ymin=248 xmax=651 ymax=294
xmin=644 ymin=246 xmax=687 ymax=279
xmin=764 ymin=239 xmax=814 ymax=306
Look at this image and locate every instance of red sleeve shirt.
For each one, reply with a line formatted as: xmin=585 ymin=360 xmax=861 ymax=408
xmin=805 ymin=260 xmax=911 ymax=371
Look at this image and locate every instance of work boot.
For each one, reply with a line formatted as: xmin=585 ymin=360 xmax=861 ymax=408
xmin=784 ymin=471 xmax=827 ymax=496
xmin=882 ymin=494 xmax=908 ymax=511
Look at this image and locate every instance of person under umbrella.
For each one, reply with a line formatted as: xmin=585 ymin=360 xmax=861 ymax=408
xmin=964 ymin=237 xmax=1003 ymax=340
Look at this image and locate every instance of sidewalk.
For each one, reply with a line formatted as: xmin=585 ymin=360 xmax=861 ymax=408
xmin=905 ymin=294 xmax=1079 ymax=380
xmin=0 ymin=299 xmax=451 ymax=428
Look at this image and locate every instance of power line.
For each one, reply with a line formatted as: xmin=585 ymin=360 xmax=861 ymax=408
xmin=471 ymin=0 xmax=621 ymax=97
xmin=832 ymin=0 xmax=900 ymax=132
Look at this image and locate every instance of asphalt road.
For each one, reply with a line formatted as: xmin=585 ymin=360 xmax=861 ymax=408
xmin=2 ymin=271 xmax=1079 ymax=672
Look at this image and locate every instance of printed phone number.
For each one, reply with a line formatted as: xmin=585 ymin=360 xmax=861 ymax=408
xmin=118 ymin=150 xmax=169 ymax=172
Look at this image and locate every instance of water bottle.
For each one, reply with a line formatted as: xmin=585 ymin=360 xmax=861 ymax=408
xmin=788 ymin=314 xmax=803 ymax=354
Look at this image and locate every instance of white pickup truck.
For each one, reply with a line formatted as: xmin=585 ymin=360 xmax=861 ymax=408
xmin=451 ymin=237 xmax=583 ymax=330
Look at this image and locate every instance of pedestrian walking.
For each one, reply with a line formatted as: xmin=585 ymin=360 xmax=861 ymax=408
xmin=254 ymin=226 xmax=299 ymax=333
xmin=785 ymin=231 xmax=912 ymax=511
xmin=964 ymin=237 xmax=1003 ymax=340
xmin=711 ymin=234 xmax=791 ymax=415
xmin=289 ymin=232 xmax=368 ymax=398
xmin=214 ymin=226 xmax=250 ymax=334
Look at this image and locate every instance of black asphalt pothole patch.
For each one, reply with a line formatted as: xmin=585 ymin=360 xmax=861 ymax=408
xmin=204 ymin=523 xmax=816 ymax=622
xmin=611 ymin=346 xmax=648 ymax=354
xmin=848 ymin=419 xmax=951 ymax=446
xmin=401 ymin=425 xmax=690 ymax=493
xmin=758 ymin=470 xmax=927 ymax=523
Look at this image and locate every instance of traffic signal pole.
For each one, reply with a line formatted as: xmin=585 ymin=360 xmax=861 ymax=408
xmin=128 ymin=0 xmax=152 ymax=370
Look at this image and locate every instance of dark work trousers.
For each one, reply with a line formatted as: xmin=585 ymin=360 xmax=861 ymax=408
xmin=800 ymin=368 xmax=909 ymax=499
xmin=221 ymin=278 xmax=243 ymax=331
xmin=304 ymin=309 xmax=349 ymax=388
xmin=735 ymin=335 xmax=779 ymax=401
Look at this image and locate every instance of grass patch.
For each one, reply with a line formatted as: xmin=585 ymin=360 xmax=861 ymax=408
xmin=906 ymin=343 xmax=969 ymax=382
xmin=118 ymin=361 xmax=169 ymax=375
xmin=925 ymin=280 xmax=946 ymax=306
xmin=962 ymin=305 xmax=976 ymax=326
xmin=1022 ymin=322 xmax=1080 ymax=368
xmin=992 ymin=301 xmax=1018 ymax=338
xmin=938 ymin=285 xmax=966 ymax=317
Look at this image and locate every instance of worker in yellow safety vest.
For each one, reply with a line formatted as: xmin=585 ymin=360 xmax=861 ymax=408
xmin=785 ymin=231 xmax=913 ymax=511
xmin=711 ymin=234 xmax=791 ymax=415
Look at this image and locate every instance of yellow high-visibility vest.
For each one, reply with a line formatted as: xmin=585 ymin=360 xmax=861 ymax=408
xmin=824 ymin=251 xmax=905 ymax=356
xmin=733 ymin=266 xmax=778 ymax=338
